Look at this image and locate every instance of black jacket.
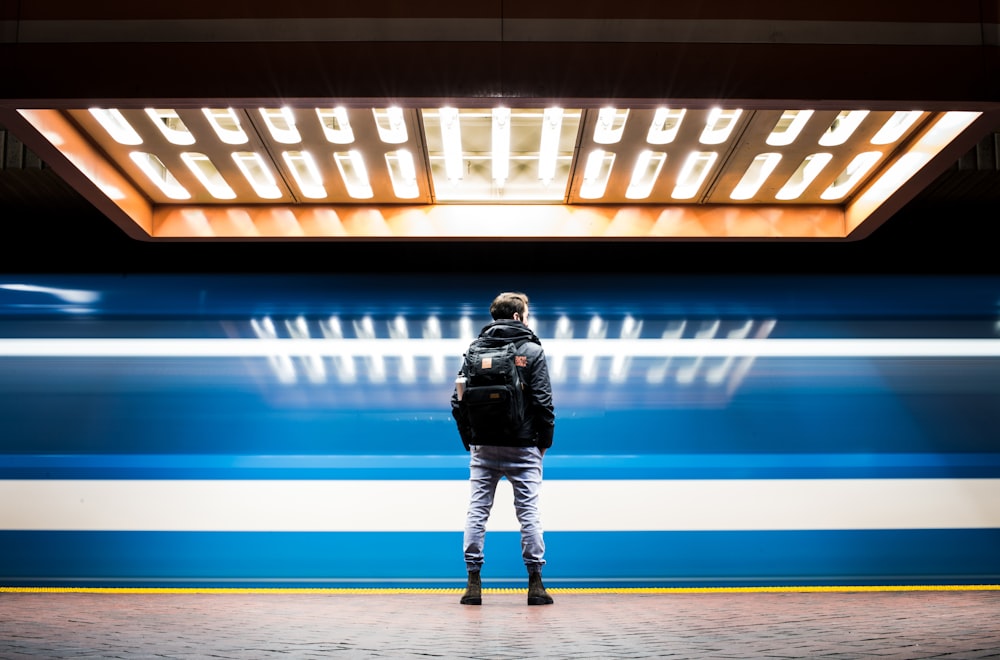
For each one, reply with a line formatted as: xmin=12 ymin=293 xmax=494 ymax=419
xmin=451 ymin=319 xmax=555 ymax=450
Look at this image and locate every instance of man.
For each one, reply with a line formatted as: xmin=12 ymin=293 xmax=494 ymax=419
xmin=451 ymin=291 xmax=556 ymax=606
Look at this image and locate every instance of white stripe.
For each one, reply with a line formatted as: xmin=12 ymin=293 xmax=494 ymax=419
xmin=2 ymin=479 xmax=998 ymax=532
xmin=1 ymin=338 xmax=998 ymax=357
xmin=503 ymin=18 xmax=985 ymax=46
xmin=3 ymin=18 xmax=988 ymax=46
xmin=10 ymin=18 xmax=500 ymax=43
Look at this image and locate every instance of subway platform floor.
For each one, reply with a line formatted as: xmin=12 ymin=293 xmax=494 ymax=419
xmin=2 ymin=586 xmax=1000 ymax=659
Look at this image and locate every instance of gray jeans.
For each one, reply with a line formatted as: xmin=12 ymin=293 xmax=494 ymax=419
xmin=463 ymin=444 xmax=546 ymax=573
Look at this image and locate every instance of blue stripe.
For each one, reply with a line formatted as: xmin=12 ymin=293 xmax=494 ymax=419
xmin=1 ymin=530 xmax=998 ymax=589
xmin=3 ymin=452 xmax=999 ymax=480
xmin=3 ymin=274 xmax=999 ymax=318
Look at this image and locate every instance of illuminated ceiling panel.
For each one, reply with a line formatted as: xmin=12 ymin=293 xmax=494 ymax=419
xmin=421 ymin=107 xmax=582 ymax=201
xmin=69 ymin=106 xmax=433 ymax=204
xmin=6 ymin=102 xmax=991 ymax=240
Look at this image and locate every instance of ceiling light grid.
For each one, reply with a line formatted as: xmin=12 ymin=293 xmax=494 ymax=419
xmin=708 ymin=109 xmax=922 ymax=204
xmin=570 ymin=108 xmax=934 ymax=205
xmin=69 ymin=107 xmax=432 ymax=205
xmin=421 ymin=107 xmax=583 ymax=202
xmin=71 ymin=105 xmax=940 ymax=208
xmin=25 ymin=102 xmax=985 ymax=240
xmin=73 ymin=108 xmax=283 ymax=203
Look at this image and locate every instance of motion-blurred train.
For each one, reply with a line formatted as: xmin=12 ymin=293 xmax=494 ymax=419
xmin=1 ymin=273 xmax=998 ymax=588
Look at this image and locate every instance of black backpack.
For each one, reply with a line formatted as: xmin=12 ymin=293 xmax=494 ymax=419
xmin=460 ymin=336 xmax=532 ymax=441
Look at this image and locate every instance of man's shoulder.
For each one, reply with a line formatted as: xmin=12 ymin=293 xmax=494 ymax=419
xmin=519 ymin=337 xmax=543 ymax=351
xmin=518 ymin=339 xmax=546 ymax=367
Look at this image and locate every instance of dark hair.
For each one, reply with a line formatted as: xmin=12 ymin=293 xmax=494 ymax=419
xmin=490 ymin=291 xmax=529 ymax=320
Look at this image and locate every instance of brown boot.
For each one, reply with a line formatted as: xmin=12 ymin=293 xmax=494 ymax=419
xmin=527 ymin=569 xmax=554 ymax=606
xmin=460 ymin=570 xmax=482 ymax=605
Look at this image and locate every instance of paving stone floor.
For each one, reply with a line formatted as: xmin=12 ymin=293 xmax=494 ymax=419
xmin=2 ymin=588 xmax=1000 ymax=659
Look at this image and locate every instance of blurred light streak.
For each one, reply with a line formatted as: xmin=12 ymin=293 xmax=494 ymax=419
xmin=250 ymin=317 xmax=296 ymax=384
xmin=423 ymin=316 xmax=446 ymax=383
xmin=458 ymin=316 xmax=475 ymax=341
xmin=318 ymin=316 xmax=357 ymax=382
xmin=677 ymin=320 xmax=721 ymax=384
xmin=0 ymin=283 xmax=101 ymax=304
xmin=580 ymin=315 xmax=608 ymax=383
xmin=647 ymin=320 xmax=687 ymax=384
xmin=610 ymin=315 xmax=643 ymax=383
xmin=284 ymin=315 xmax=326 ymax=384
xmin=2 ymin=337 xmax=999 ymax=357
xmin=352 ymin=316 xmax=386 ymax=382
xmin=550 ymin=315 xmax=574 ymax=383
xmin=388 ymin=315 xmax=416 ymax=383
xmin=726 ymin=319 xmax=779 ymax=396
xmin=706 ymin=319 xmax=755 ymax=384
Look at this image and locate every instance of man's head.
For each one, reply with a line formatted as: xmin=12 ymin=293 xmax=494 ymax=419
xmin=490 ymin=291 xmax=530 ymax=324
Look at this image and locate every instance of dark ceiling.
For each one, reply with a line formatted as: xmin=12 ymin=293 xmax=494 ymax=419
xmin=2 ymin=3 xmax=999 ymax=277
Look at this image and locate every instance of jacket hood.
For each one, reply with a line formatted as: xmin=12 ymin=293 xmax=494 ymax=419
xmin=479 ymin=319 xmax=541 ymax=344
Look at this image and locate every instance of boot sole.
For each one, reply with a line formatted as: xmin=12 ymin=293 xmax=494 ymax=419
xmin=527 ymin=597 xmax=554 ymax=605
xmin=460 ymin=597 xmax=482 ymax=605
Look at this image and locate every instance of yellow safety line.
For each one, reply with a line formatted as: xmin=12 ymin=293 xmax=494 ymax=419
xmin=2 ymin=585 xmax=999 ymax=595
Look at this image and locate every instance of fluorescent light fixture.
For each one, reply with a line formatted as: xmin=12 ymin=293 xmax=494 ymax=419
xmin=821 ymin=151 xmax=882 ymax=200
xmin=647 ymin=108 xmax=685 ymax=145
xmin=259 ymin=107 xmax=301 ymax=144
xmin=373 ymin=107 xmax=407 ymax=144
xmin=730 ymin=153 xmax=782 ymax=200
xmin=625 ymin=150 xmax=666 ymax=200
xmin=90 ymin=108 xmax=142 ymax=145
xmin=491 ymin=107 xmax=511 ymax=186
xmin=775 ymin=153 xmax=833 ymax=200
xmin=232 ymin=151 xmax=282 ymax=199
xmin=851 ymin=111 xmax=982 ymax=209
xmin=128 ymin=152 xmax=190 ymax=199
xmin=334 ymin=150 xmax=373 ymax=199
xmin=203 ymin=108 xmax=248 ymax=145
xmin=145 ymin=108 xmax=195 ymax=145
xmin=316 ymin=108 xmax=354 ymax=144
xmin=923 ymin=111 xmax=982 ymax=144
xmin=870 ymin=111 xmax=924 ymax=145
xmin=862 ymin=152 xmax=933 ymax=199
xmin=699 ymin=108 xmax=742 ymax=145
xmin=594 ymin=107 xmax=628 ymax=144
xmin=672 ymin=151 xmax=718 ymax=200
xmin=385 ymin=149 xmax=419 ymax=199
xmin=538 ymin=107 xmax=564 ymax=185
xmin=24 ymin=104 xmax=985 ymax=237
xmin=282 ymin=150 xmax=326 ymax=199
xmin=180 ymin=152 xmax=236 ymax=199
xmin=819 ymin=110 xmax=869 ymax=146
xmin=766 ymin=110 xmax=814 ymax=146
xmin=579 ymin=149 xmax=615 ymax=199
xmin=439 ymin=107 xmax=464 ymax=182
